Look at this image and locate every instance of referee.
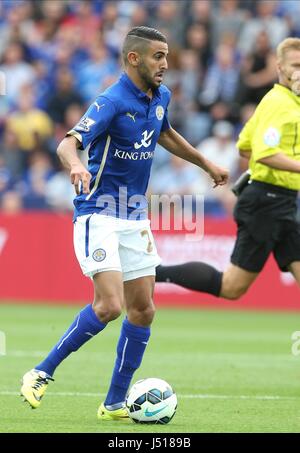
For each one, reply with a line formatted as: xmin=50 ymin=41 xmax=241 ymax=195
xmin=156 ymin=37 xmax=300 ymax=299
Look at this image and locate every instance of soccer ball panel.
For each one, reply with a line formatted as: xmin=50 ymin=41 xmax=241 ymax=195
xmin=126 ymin=378 xmax=177 ymax=424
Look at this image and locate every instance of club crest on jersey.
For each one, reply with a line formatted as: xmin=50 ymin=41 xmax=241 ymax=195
xmin=92 ymin=248 xmax=106 ymax=262
xmin=76 ymin=117 xmax=96 ymax=132
xmin=156 ymin=105 xmax=164 ymax=120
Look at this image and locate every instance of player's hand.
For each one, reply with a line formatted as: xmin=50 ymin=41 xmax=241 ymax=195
xmin=70 ymin=164 xmax=91 ymax=195
xmin=207 ymin=163 xmax=229 ymax=188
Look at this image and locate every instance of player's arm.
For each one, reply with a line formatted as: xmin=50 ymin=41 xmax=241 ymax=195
xmin=57 ymin=136 xmax=91 ymax=195
xmin=257 ymin=153 xmax=300 ymax=173
xmin=158 ymin=127 xmax=228 ymax=186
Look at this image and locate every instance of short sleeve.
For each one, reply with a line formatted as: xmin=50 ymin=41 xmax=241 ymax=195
xmin=161 ymin=105 xmax=171 ymax=132
xmin=66 ymin=96 xmax=116 ymax=150
xmin=236 ymin=115 xmax=255 ymax=150
xmin=251 ymin=122 xmax=285 ymax=161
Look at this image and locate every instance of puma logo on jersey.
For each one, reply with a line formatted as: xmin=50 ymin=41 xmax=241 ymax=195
xmin=134 ymin=130 xmax=154 ymax=149
xmin=126 ymin=112 xmax=138 ymax=122
xmin=94 ymin=101 xmax=105 ymax=112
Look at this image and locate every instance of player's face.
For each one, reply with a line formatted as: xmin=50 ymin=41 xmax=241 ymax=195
xmin=138 ymin=41 xmax=168 ymax=90
xmin=278 ymin=49 xmax=300 ymax=95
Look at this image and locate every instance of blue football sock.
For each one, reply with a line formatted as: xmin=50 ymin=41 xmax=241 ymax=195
xmin=35 ymin=304 xmax=106 ymax=377
xmin=104 ymin=318 xmax=150 ymax=406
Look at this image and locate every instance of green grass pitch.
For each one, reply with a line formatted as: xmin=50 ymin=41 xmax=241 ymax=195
xmin=0 ymin=303 xmax=299 ymax=433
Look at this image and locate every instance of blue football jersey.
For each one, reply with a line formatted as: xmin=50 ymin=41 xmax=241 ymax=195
xmin=67 ymin=72 xmax=171 ymax=220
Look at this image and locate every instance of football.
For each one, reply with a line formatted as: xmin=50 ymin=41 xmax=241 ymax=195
xmin=126 ymin=378 xmax=177 ymax=424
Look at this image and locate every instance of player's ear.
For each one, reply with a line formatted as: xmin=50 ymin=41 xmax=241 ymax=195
xmin=127 ymin=51 xmax=140 ymax=67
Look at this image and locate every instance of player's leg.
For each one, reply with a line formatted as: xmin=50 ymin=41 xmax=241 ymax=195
xmin=220 ymin=264 xmax=258 ymax=299
xmin=98 ymin=219 xmax=159 ymax=420
xmin=34 ymin=272 xmax=122 ymax=375
xmin=157 ymin=219 xmax=270 ymax=300
xmin=21 ymin=271 xmax=123 ymax=409
xmin=156 ymin=262 xmax=223 ymax=296
xmin=21 ymin=214 xmax=123 ymax=408
xmin=288 ymin=261 xmax=300 ymax=286
xmin=156 ymin=262 xmax=258 ymax=299
xmin=98 ymin=275 xmax=155 ymax=421
xmin=274 ymin=220 xmax=300 ymax=287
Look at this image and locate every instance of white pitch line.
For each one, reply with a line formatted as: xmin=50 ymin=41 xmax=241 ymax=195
xmin=0 ymin=391 xmax=299 ymax=401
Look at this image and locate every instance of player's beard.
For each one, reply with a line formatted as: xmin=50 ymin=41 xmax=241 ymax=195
xmin=137 ymin=61 xmax=160 ymax=91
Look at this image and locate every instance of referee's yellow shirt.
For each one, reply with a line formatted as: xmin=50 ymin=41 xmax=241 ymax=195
xmin=237 ymin=83 xmax=300 ymax=190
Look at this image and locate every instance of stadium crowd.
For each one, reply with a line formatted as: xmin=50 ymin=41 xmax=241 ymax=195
xmin=0 ymin=0 xmax=300 ymax=216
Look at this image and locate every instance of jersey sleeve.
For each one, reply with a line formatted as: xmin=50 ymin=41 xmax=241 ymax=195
xmin=161 ymin=105 xmax=171 ymax=132
xmin=251 ymin=120 xmax=286 ymax=161
xmin=236 ymin=115 xmax=255 ymax=150
xmin=66 ymin=96 xmax=116 ymax=150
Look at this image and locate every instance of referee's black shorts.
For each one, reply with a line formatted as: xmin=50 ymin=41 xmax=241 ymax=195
xmin=231 ymin=180 xmax=300 ymax=272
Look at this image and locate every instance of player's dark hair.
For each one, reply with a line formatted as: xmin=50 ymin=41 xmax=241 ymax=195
xmin=122 ymin=26 xmax=167 ymax=66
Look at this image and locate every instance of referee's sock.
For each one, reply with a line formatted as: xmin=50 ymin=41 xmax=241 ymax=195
xmin=156 ymin=262 xmax=223 ymax=297
xmin=35 ymin=304 xmax=106 ymax=377
xmin=104 ymin=318 xmax=150 ymax=407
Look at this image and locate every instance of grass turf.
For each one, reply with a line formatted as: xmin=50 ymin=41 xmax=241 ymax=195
xmin=0 ymin=303 xmax=300 ymax=433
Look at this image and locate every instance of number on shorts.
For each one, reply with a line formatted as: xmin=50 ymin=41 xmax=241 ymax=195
xmin=141 ymin=230 xmax=153 ymax=253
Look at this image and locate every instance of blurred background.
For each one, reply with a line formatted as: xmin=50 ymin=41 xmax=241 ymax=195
xmin=0 ymin=0 xmax=299 ymax=307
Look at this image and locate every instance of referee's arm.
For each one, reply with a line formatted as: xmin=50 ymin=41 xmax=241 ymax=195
xmin=239 ymin=149 xmax=251 ymax=160
xmin=257 ymin=153 xmax=300 ymax=173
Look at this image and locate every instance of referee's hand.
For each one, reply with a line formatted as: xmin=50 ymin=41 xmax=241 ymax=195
xmin=207 ymin=163 xmax=229 ymax=188
xmin=70 ymin=163 xmax=92 ymax=195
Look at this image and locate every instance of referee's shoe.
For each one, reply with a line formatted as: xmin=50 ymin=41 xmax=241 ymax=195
xmin=21 ymin=369 xmax=54 ymax=408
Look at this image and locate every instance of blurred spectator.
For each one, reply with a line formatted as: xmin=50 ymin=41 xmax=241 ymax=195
xmin=199 ymin=43 xmax=239 ymax=108
xmin=238 ymin=0 xmax=289 ymax=54
xmin=20 ymin=150 xmax=55 ymax=210
xmin=76 ymin=40 xmax=119 ymax=103
xmin=60 ymin=0 xmax=102 ymax=48
xmin=185 ymin=0 xmax=212 ymax=35
xmin=149 ymin=153 xmax=200 ymax=197
xmin=0 ymin=2 xmax=35 ymax=58
xmin=211 ymin=0 xmax=247 ymax=48
xmin=0 ymin=0 xmax=297 ymax=216
xmin=0 ymin=156 xmax=14 ymax=195
xmin=45 ymin=167 xmax=75 ymax=212
xmin=235 ymin=31 xmax=277 ymax=106
xmin=7 ymin=85 xmax=53 ymax=152
xmin=0 ymin=128 xmax=25 ymax=179
xmin=185 ymin=23 xmax=212 ymax=69
xmin=55 ymin=102 xmax=85 ymax=144
xmin=0 ymin=41 xmax=35 ymax=106
xmin=0 ymin=190 xmax=23 ymax=214
xmin=149 ymin=0 xmax=186 ymax=47
xmin=47 ymin=66 xmax=84 ymax=124
xmin=195 ymin=121 xmax=241 ymax=216
xmin=277 ymin=0 xmax=300 ymax=36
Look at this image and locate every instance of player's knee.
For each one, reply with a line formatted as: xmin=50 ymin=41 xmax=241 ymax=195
xmin=129 ymin=301 xmax=155 ymax=326
xmin=92 ymin=298 xmax=122 ymax=323
xmin=220 ymin=276 xmax=249 ymax=300
xmin=221 ymin=284 xmax=248 ymax=300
